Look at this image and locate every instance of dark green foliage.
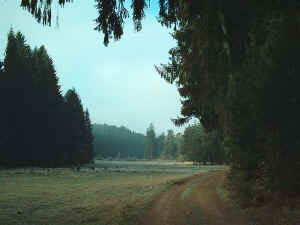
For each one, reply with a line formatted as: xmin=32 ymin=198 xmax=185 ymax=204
xmin=20 ymin=0 xmax=73 ymax=26
xmin=145 ymin=123 xmax=156 ymax=159
xmin=162 ymin=129 xmax=177 ymax=159
xmin=64 ymin=89 xmax=94 ymax=165
xmin=145 ymin=123 xmax=179 ymax=160
xmin=0 ymin=30 xmax=93 ymax=168
xmin=19 ymin=0 xmax=181 ymax=45
xmin=156 ymin=133 xmax=165 ymax=159
xmin=181 ymin=123 xmax=225 ymax=164
xmin=155 ymin=0 xmax=300 ymax=204
xmin=83 ymin=110 xmax=94 ymax=162
xmin=174 ymin=133 xmax=183 ymax=159
xmin=93 ymin=124 xmax=145 ymax=159
xmin=0 ymin=60 xmax=3 ymax=72
xmin=182 ymin=124 xmax=204 ymax=163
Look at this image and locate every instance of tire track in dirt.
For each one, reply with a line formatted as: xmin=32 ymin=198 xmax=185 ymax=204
xmin=143 ymin=171 xmax=250 ymax=225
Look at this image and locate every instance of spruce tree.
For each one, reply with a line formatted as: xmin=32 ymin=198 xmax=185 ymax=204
xmin=83 ymin=109 xmax=94 ymax=163
xmin=2 ymin=30 xmax=34 ymax=167
xmin=163 ymin=130 xmax=177 ymax=159
xmin=64 ymin=88 xmax=86 ymax=165
xmin=155 ymin=133 xmax=165 ymax=159
xmin=145 ymin=123 xmax=156 ymax=160
xmin=0 ymin=30 xmax=93 ymax=167
xmin=29 ymin=45 xmax=65 ymax=166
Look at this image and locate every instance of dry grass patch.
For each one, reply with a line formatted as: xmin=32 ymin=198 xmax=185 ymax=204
xmin=0 ymin=168 xmax=191 ymax=225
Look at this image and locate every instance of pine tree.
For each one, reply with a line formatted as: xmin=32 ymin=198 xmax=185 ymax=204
xmin=29 ymin=45 xmax=65 ymax=166
xmin=2 ymin=30 xmax=34 ymax=167
xmin=156 ymin=133 xmax=165 ymax=159
xmin=163 ymin=130 xmax=177 ymax=159
xmin=145 ymin=123 xmax=156 ymax=160
xmin=175 ymin=133 xmax=183 ymax=159
xmin=0 ymin=58 xmax=6 ymax=166
xmin=64 ymin=88 xmax=86 ymax=165
xmin=83 ymin=109 xmax=94 ymax=163
xmin=0 ymin=30 xmax=94 ymax=167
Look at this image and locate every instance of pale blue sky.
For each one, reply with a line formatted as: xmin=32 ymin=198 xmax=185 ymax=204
xmin=0 ymin=1 xmax=188 ymax=135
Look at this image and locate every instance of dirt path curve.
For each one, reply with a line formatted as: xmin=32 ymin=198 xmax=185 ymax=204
xmin=143 ymin=171 xmax=250 ymax=225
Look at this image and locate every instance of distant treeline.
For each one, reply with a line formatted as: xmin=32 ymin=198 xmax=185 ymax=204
xmin=93 ymin=122 xmax=226 ymax=164
xmin=93 ymin=124 xmax=145 ymax=159
xmin=144 ymin=123 xmax=178 ymax=160
xmin=181 ymin=124 xmax=225 ymax=164
xmin=144 ymin=123 xmax=226 ymax=164
xmin=0 ymin=30 xmax=93 ymax=168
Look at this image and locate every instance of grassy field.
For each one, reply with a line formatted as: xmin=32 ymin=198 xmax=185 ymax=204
xmin=0 ymin=161 xmax=225 ymax=225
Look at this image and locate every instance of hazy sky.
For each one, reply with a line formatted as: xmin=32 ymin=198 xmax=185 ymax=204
xmin=0 ymin=1 xmax=189 ymax=135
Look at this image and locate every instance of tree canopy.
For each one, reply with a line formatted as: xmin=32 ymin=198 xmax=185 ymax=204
xmin=20 ymin=0 xmax=181 ymax=45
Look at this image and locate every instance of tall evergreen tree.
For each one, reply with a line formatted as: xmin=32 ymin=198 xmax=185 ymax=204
xmin=83 ymin=109 xmax=94 ymax=163
xmin=175 ymin=133 xmax=183 ymax=159
xmin=29 ymin=45 xmax=65 ymax=166
xmin=64 ymin=88 xmax=86 ymax=165
xmin=1 ymin=30 xmax=34 ymax=166
xmin=163 ymin=130 xmax=177 ymax=159
xmin=0 ymin=30 xmax=94 ymax=167
xmin=0 ymin=55 xmax=6 ymax=166
xmin=156 ymin=133 xmax=165 ymax=159
xmin=145 ymin=123 xmax=156 ymax=160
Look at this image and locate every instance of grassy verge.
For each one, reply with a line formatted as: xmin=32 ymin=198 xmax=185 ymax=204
xmin=0 ymin=168 xmax=191 ymax=225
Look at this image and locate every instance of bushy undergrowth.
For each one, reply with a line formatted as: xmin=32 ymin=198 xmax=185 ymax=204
xmin=225 ymin=169 xmax=300 ymax=225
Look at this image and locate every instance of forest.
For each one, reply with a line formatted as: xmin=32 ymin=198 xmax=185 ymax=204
xmin=0 ymin=30 xmax=93 ymax=168
xmin=92 ymin=120 xmax=226 ymax=165
xmin=143 ymin=123 xmax=226 ymax=164
xmin=92 ymin=122 xmax=226 ymax=164
xmin=93 ymin=124 xmax=145 ymax=159
xmin=1 ymin=1 xmax=300 ymax=225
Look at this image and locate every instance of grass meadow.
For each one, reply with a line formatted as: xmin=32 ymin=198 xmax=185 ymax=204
xmin=0 ymin=161 xmax=224 ymax=225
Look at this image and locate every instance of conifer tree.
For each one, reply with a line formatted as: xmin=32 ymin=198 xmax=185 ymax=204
xmin=83 ymin=109 xmax=94 ymax=163
xmin=0 ymin=30 xmax=94 ymax=167
xmin=29 ymin=45 xmax=65 ymax=166
xmin=2 ymin=30 xmax=34 ymax=166
xmin=163 ymin=130 xmax=177 ymax=159
xmin=64 ymin=88 xmax=86 ymax=165
xmin=145 ymin=123 xmax=156 ymax=160
xmin=156 ymin=133 xmax=165 ymax=159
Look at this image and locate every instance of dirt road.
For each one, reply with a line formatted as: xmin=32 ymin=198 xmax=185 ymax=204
xmin=143 ymin=171 xmax=249 ymax=225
